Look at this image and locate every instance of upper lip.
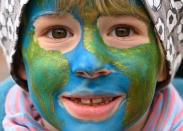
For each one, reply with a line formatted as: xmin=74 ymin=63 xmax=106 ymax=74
xmin=58 ymin=92 xmax=126 ymax=99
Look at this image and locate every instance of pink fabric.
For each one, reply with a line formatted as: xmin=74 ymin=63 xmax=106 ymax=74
xmin=143 ymin=84 xmax=183 ymax=131
xmin=2 ymin=85 xmax=48 ymax=131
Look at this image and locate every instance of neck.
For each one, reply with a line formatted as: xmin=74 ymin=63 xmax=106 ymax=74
xmin=127 ymin=109 xmax=150 ymax=131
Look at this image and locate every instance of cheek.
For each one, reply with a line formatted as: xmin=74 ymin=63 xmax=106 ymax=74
xmin=22 ymin=38 xmax=70 ymax=129
xmin=24 ymin=38 xmax=70 ymax=93
xmin=120 ymin=45 xmax=160 ymax=127
xmin=29 ymin=55 xmax=69 ymax=94
xmin=105 ymin=45 xmax=160 ymax=128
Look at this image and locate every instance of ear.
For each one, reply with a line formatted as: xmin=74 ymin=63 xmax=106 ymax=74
xmin=157 ymin=66 xmax=167 ymax=82
xmin=18 ymin=65 xmax=27 ymax=80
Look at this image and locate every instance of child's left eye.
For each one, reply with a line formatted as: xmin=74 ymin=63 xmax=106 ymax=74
xmin=109 ymin=26 xmax=134 ymax=38
xmin=47 ymin=27 xmax=73 ymax=39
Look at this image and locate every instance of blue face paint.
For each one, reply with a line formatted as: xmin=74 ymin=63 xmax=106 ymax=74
xmin=21 ymin=0 xmax=160 ymax=130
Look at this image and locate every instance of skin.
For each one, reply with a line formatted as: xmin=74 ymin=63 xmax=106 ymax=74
xmin=21 ymin=0 xmax=162 ymax=130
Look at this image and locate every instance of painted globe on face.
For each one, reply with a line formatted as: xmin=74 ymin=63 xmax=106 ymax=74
xmin=18 ymin=0 xmax=162 ymax=131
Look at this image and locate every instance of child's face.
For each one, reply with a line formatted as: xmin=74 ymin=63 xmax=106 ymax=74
xmin=22 ymin=0 xmax=161 ymax=130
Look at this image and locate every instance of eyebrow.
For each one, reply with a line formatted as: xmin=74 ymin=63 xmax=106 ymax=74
xmin=111 ymin=11 xmax=150 ymax=25
xmin=32 ymin=11 xmax=58 ymax=23
xmin=105 ymin=6 xmax=150 ymax=25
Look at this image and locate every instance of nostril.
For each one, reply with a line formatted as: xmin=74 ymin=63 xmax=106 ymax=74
xmin=75 ymin=71 xmax=86 ymax=76
xmin=96 ymin=69 xmax=113 ymax=76
xmin=97 ymin=71 xmax=107 ymax=75
xmin=75 ymin=69 xmax=114 ymax=79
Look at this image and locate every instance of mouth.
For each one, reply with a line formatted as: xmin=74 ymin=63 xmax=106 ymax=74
xmin=58 ymin=93 xmax=126 ymax=121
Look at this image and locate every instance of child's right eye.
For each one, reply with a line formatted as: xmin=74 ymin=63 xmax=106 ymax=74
xmin=33 ymin=14 xmax=81 ymax=53
xmin=47 ymin=27 xmax=73 ymax=39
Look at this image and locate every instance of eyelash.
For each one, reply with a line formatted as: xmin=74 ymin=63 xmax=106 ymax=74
xmin=108 ymin=24 xmax=138 ymax=37
xmin=43 ymin=25 xmax=73 ymax=38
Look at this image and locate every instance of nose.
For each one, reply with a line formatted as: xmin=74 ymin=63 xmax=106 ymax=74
xmin=75 ymin=68 xmax=114 ymax=79
xmin=70 ymin=46 xmax=114 ymax=79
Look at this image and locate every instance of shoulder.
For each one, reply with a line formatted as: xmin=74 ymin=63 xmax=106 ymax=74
xmin=1 ymin=80 xmax=47 ymax=130
xmin=0 ymin=77 xmax=15 ymax=92
xmin=0 ymin=77 xmax=15 ymax=131
xmin=144 ymin=84 xmax=183 ymax=131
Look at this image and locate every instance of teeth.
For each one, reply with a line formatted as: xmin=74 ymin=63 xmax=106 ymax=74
xmin=81 ymin=99 xmax=91 ymax=104
xmin=74 ymin=99 xmax=79 ymax=103
xmin=69 ymin=97 xmax=117 ymax=105
xmin=92 ymin=99 xmax=102 ymax=104
xmin=71 ymin=98 xmax=76 ymax=101
xmin=104 ymin=100 xmax=110 ymax=104
xmin=108 ymin=98 xmax=113 ymax=101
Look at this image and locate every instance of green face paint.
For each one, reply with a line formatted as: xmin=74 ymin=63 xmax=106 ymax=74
xmin=23 ymin=31 xmax=69 ymax=129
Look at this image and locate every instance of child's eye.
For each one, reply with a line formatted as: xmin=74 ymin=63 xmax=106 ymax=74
xmin=47 ymin=27 xmax=72 ymax=39
xmin=109 ymin=26 xmax=134 ymax=38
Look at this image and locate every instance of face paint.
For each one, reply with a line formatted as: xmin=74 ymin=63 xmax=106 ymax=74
xmin=22 ymin=0 xmax=160 ymax=130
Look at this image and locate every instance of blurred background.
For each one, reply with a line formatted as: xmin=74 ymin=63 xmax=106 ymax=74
xmin=0 ymin=47 xmax=9 ymax=82
xmin=176 ymin=60 xmax=183 ymax=78
xmin=0 ymin=46 xmax=182 ymax=82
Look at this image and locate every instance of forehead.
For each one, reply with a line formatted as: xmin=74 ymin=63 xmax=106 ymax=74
xmin=26 ymin=0 xmax=150 ymax=24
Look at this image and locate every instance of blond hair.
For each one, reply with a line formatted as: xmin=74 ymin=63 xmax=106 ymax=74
xmin=55 ymin=0 xmax=150 ymax=23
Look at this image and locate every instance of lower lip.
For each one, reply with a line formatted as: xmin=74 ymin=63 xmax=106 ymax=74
xmin=60 ymin=96 xmax=123 ymax=121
